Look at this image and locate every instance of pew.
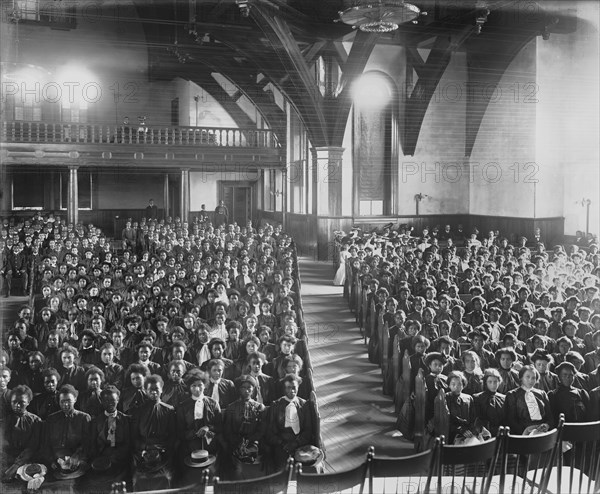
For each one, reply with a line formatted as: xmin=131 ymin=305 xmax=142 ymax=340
xmin=434 ymin=388 xmax=450 ymax=440
xmin=381 ymin=318 xmax=391 ymax=396
xmin=414 ymin=369 xmax=427 ymax=452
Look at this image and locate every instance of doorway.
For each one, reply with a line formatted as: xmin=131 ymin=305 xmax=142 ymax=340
xmin=219 ymin=182 xmax=254 ymax=225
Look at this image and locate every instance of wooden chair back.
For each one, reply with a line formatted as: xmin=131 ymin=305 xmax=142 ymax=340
xmin=368 ymin=440 xmax=439 ymax=494
xmin=214 ymin=458 xmax=293 ymax=494
xmin=499 ymin=420 xmax=564 ymax=494
xmin=556 ymin=417 xmax=600 ymax=494
xmin=438 ymin=435 xmax=503 ymax=494
xmin=114 ymin=470 xmax=208 ymax=493
xmin=296 ymin=450 xmax=369 ymax=494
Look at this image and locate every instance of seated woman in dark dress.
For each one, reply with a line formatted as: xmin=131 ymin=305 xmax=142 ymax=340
xmin=409 ymin=335 xmax=430 ymax=393
xmin=266 ymin=374 xmax=314 ymax=472
xmin=30 ymin=368 xmax=61 ymax=420
xmin=222 ymin=375 xmax=267 ymax=479
xmin=445 ymin=371 xmax=478 ymax=444
xmin=77 ymin=366 xmax=105 ymax=418
xmin=130 ymin=375 xmax=177 ymax=490
xmin=495 ymin=348 xmax=520 ymax=394
xmin=1 ymin=385 xmax=42 ymax=482
xmin=460 ymin=350 xmax=484 ymax=395
xmin=161 ymin=360 xmax=189 ymax=407
xmin=42 ymin=384 xmax=92 ymax=472
xmin=176 ymin=369 xmax=222 ymax=459
xmin=531 ymin=349 xmax=559 ymax=393
xmin=82 ymin=386 xmax=131 ymax=491
xmin=273 ymin=355 xmax=310 ymax=401
xmin=473 ymin=368 xmax=506 ymax=437
xmin=504 ymin=365 xmax=554 ymax=435
xmin=119 ymin=363 xmax=150 ymax=414
xmin=17 ymin=352 xmax=45 ymax=396
xmin=548 ymin=361 xmax=591 ymax=423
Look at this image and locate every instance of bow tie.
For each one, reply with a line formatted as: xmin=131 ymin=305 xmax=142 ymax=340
xmin=105 ymin=410 xmax=118 ymax=418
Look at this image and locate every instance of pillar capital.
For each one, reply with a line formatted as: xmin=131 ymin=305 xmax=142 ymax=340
xmin=311 ymin=146 xmax=345 ymax=161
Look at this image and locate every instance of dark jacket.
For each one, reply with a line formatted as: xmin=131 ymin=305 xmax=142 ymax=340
xmin=504 ymin=387 xmax=554 ymax=434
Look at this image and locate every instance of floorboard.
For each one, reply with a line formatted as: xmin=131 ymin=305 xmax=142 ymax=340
xmin=298 ymin=258 xmax=414 ymax=473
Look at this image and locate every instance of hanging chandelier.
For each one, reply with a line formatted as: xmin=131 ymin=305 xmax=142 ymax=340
xmin=337 ymin=0 xmax=421 ymax=33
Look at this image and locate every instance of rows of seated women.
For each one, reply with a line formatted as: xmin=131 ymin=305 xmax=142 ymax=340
xmin=0 ymin=212 xmax=320 ymax=488
xmin=341 ymin=225 xmax=600 ymax=442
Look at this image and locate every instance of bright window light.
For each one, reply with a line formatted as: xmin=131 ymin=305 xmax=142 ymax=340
xmin=352 ymin=73 xmax=392 ymax=108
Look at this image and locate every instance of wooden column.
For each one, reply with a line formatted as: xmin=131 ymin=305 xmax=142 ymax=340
xmin=180 ymin=168 xmax=190 ymax=223
xmin=163 ymin=173 xmax=170 ymax=220
xmin=312 ymin=146 xmax=344 ymax=217
xmin=312 ymin=146 xmax=348 ymax=260
xmin=67 ymin=166 xmax=79 ymax=225
xmin=0 ymin=164 xmax=10 ymax=213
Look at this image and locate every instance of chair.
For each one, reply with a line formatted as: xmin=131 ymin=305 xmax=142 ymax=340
xmin=498 ymin=419 xmax=564 ymax=494
xmin=213 ymin=458 xmax=294 ymax=494
xmin=368 ymin=441 xmax=439 ymax=494
xmin=437 ymin=435 xmax=503 ymax=494
xmin=547 ymin=416 xmax=600 ymax=494
xmin=296 ymin=448 xmax=370 ymax=494
xmin=110 ymin=470 xmax=208 ymax=493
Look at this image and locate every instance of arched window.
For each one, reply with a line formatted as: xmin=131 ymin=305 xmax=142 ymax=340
xmin=352 ymin=72 xmax=398 ymax=216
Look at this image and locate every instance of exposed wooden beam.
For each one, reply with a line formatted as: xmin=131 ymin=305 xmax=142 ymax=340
xmin=403 ymin=24 xmax=476 ymax=156
xmin=249 ymin=3 xmax=329 ymax=146
xmin=327 ymin=30 xmax=378 ymax=146
xmin=302 ymin=41 xmax=327 ymax=66
xmin=182 ymin=70 xmax=256 ymax=128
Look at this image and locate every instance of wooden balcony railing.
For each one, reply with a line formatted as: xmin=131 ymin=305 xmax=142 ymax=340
xmin=1 ymin=121 xmax=280 ymax=148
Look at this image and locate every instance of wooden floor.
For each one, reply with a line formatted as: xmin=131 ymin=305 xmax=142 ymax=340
xmin=299 ymin=258 xmax=414 ymax=473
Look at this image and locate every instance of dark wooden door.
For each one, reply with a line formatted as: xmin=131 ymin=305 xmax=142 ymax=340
xmin=220 ymin=184 xmax=252 ymax=225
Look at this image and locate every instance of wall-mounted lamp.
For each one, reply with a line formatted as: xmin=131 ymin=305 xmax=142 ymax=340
xmin=576 ymin=198 xmax=592 ymax=235
xmin=414 ymin=193 xmax=429 ymax=216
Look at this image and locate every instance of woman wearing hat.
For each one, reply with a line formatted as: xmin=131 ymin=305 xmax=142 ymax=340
xmin=530 ymin=350 xmax=559 ymax=392
xmin=495 ymin=348 xmax=520 ymax=395
xmin=222 ymin=374 xmax=267 ymax=479
xmin=466 ymin=329 xmax=496 ymax=370
xmin=423 ymin=352 xmax=448 ymax=422
xmin=548 ymin=361 xmax=591 ymax=423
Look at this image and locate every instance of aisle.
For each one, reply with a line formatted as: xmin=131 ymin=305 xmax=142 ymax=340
xmin=298 ymin=258 xmax=413 ymax=472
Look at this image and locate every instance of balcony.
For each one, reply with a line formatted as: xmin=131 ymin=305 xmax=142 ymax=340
xmin=1 ymin=121 xmax=280 ymax=148
xmin=1 ymin=120 xmax=283 ymax=168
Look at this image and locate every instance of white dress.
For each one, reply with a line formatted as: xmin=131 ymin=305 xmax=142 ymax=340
xmin=333 ymin=250 xmax=348 ymax=286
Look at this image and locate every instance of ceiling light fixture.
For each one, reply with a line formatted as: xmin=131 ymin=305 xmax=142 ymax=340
xmin=337 ymin=0 xmax=420 ymax=33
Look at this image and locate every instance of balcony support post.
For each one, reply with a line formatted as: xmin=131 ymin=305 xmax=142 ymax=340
xmin=311 ymin=146 xmax=345 ymax=260
xmin=67 ymin=166 xmax=79 ymax=225
xmin=164 ymin=173 xmax=170 ymax=220
xmin=180 ymin=168 xmax=190 ymax=224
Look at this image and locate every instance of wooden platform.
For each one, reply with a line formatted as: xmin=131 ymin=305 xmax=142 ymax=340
xmin=298 ymin=259 xmax=414 ymax=473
